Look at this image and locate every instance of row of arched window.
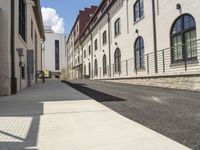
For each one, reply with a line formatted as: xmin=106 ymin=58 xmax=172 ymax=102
xmin=90 ymin=13 xmax=197 ymax=77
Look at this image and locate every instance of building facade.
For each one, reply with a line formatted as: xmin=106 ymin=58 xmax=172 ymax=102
xmin=67 ymin=6 xmax=98 ymax=79
xmin=67 ymin=0 xmax=200 ymax=87
xmin=42 ymin=27 xmax=67 ymax=79
xmin=0 ymin=0 xmax=45 ymax=96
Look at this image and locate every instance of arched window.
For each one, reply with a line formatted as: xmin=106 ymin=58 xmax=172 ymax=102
xmin=102 ymin=31 xmax=107 ymax=45
xmin=94 ymin=59 xmax=98 ymax=76
xmin=88 ymin=45 xmax=91 ymax=55
xmin=171 ymin=14 xmax=197 ymax=63
xmin=114 ymin=18 xmax=121 ymax=37
xmin=84 ymin=65 xmax=86 ymax=75
xmin=94 ymin=39 xmax=98 ymax=50
xmin=135 ymin=37 xmax=144 ymax=69
xmin=114 ymin=48 xmax=121 ymax=73
xmin=88 ymin=62 xmax=91 ymax=77
xmin=134 ymin=0 xmax=144 ymax=22
xmin=103 ymin=55 xmax=107 ymax=75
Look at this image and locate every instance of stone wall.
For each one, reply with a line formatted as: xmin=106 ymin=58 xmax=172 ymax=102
xmin=102 ymin=75 xmax=200 ymax=91
xmin=0 ymin=67 xmax=10 ymax=95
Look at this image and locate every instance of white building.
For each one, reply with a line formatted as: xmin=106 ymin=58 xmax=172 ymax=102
xmin=67 ymin=0 xmax=200 ymax=90
xmin=42 ymin=26 xmax=68 ymax=79
xmin=0 ymin=0 xmax=45 ymax=96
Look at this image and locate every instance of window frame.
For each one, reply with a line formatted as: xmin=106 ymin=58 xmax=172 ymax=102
xmin=134 ymin=36 xmax=145 ymax=69
xmin=102 ymin=31 xmax=107 ymax=45
xmin=134 ymin=0 xmax=144 ymax=22
xmin=114 ymin=18 xmax=121 ymax=37
xmin=103 ymin=54 xmax=107 ymax=75
xmin=94 ymin=39 xmax=98 ymax=50
xmin=94 ymin=59 xmax=98 ymax=76
xmin=19 ymin=0 xmax=26 ymax=42
xmin=170 ymin=14 xmax=197 ymax=64
xmin=114 ymin=48 xmax=121 ymax=73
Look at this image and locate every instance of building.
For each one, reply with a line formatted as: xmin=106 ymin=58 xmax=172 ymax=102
xmin=67 ymin=0 xmax=200 ymax=90
xmin=42 ymin=26 xmax=67 ymax=79
xmin=67 ymin=6 xmax=98 ymax=79
xmin=0 ymin=0 xmax=45 ymax=96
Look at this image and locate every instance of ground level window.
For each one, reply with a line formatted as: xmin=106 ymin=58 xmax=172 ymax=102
xmin=114 ymin=48 xmax=121 ymax=73
xmin=171 ymin=14 xmax=197 ymax=63
xmin=134 ymin=37 xmax=144 ymax=69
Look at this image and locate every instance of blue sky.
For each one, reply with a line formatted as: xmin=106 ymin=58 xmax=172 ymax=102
xmin=41 ymin=0 xmax=101 ymax=34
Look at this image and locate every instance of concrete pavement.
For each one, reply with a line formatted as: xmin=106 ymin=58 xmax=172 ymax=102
xmin=0 ymin=80 xmax=190 ymax=150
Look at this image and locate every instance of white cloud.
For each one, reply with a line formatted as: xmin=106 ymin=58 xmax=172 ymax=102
xmin=41 ymin=7 xmax=65 ymax=34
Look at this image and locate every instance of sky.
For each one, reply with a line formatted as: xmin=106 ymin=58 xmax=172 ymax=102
xmin=41 ymin=0 xmax=101 ymax=34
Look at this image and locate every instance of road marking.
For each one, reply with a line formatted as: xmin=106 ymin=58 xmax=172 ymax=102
xmin=143 ymin=96 xmax=163 ymax=104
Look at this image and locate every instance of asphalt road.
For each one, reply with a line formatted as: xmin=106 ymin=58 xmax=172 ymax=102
xmin=63 ymin=80 xmax=200 ymax=150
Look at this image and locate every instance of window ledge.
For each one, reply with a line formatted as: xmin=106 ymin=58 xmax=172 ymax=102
xmin=135 ymin=67 xmax=145 ymax=71
xmin=170 ymin=60 xmax=198 ymax=67
xmin=114 ymin=33 xmax=121 ymax=38
xmin=18 ymin=35 xmax=27 ymax=48
xmin=134 ymin=16 xmax=145 ymax=25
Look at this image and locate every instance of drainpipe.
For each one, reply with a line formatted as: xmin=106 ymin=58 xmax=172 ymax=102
xmin=152 ymin=0 xmax=158 ymax=73
xmin=90 ymin=33 xmax=94 ymax=78
xmin=11 ymin=0 xmax=17 ymax=94
xmin=41 ymin=40 xmax=45 ymax=71
xmin=81 ymin=44 xmax=83 ymax=79
xmin=107 ymin=11 xmax=112 ymax=77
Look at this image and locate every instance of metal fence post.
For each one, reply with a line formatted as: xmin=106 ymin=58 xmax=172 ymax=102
xmin=162 ymin=50 xmax=165 ymax=73
xmin=126 ymin=60 xmax=128 ymax=76
xmin=147 ymin=54 xmax=149 ymax=74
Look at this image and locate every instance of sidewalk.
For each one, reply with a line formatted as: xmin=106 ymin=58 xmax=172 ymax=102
xmin=0 ymin=80 xmax=190 ymax=150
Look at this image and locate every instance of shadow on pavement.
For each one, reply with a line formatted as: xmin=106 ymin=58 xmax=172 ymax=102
xmin=0 ymin=101 xmax=42 ymax=150
xmin=0 ymin=80 xmax=91 ymax=150
xmin=62 ymin=81 xmax=126 ymax=102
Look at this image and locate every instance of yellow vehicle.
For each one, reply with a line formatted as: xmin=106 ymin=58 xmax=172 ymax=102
xmin=43 ymin=69 xmax=50 ymax=78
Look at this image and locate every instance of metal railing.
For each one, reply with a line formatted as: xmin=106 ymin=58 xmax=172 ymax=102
xmin=90 ymin=39 xmax=200 ymax=79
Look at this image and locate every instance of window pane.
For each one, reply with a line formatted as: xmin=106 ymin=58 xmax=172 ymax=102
xmin=185 ymin=30 xmax=197 ymax=59
xmin=141 ymin=48 xmax=144 ymax=68
xmin=172 ymin=35 xmax=182 ymax=61
xmin=140 ymin=0 xmax=144 ymax=17
xmin=184 ymin=15 xmax=195 ymax=30
xmin=134 ymin=2 xmax=139 ymax=21
xmin=172 ymin=18 xmax=182 ymax=34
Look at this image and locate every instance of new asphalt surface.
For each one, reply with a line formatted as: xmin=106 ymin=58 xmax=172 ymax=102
xmin=64 ymin=80 xmax=200 ymax=150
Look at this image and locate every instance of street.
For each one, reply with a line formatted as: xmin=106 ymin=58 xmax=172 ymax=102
xmin=64 ymin=80 xmax=200 ymax=150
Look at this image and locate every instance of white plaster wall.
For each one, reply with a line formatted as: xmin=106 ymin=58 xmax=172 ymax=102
xmin=68 ymin=0 xmax=200 ymax=80
xmin=43 ymin=32 xmax=66 ymax=73
xmin=15 ymin=0 xmax=43 ymax=91
xmin=0 ymin=0 xmax=11 ymax=95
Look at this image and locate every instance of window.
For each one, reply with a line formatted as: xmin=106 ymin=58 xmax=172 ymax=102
xmin=31 ymin=19 xmax=33 ymax=39
xmin=84 ymin=50 xmax=86 ymax=58
xmin=102 ymin=31 xmax=107 ymax=45
xmin=88 ymin=45 xmax=91 ymax=55
xmin=114 ymin=48 xmax=121 ymax=73
xmin=94 ymin=39 xmax=98 ymax=50
xmin=94 ymin=59 xmax=98 ymax=76
xmin=103 ymin=54 xmax=107 ymax=75
xmin=134 ymin=0 xmax=144 ymax=22
xmin=55 ymin=40 xmax=60 ymax=70
xmin=84 ymin=65 xmax=86 ymax=75
xmin=171 ymin=14 xmax=197 ymax=63
xmin=114 ymin=18 xmax=121 ymax=37
xmin=135 ymin=37 xmax=144 ymax=69
xmin=88 ymin=62 xmax=91 ymax=77
xmin=19 ymin=0 xmax=26 ymax=41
